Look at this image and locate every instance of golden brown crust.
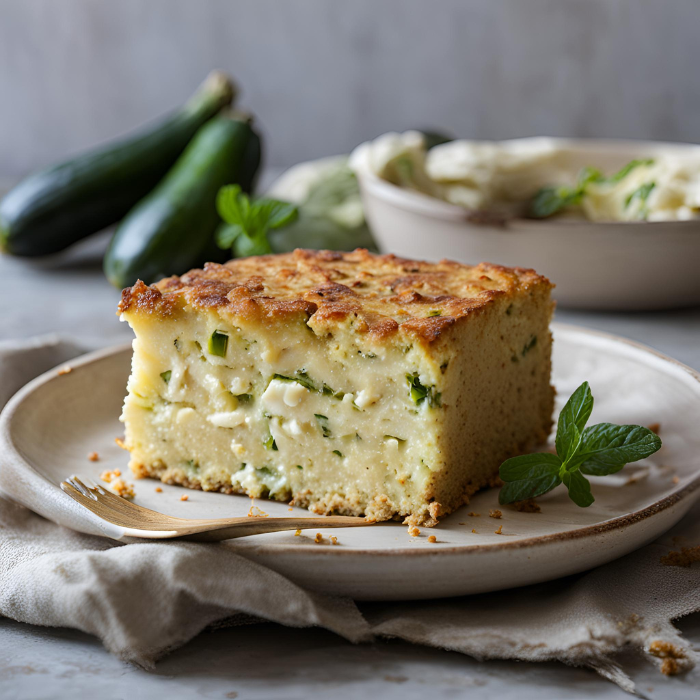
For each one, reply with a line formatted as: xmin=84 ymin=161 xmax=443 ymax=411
xmin=118 ymin=249 xmax=552 ymax=345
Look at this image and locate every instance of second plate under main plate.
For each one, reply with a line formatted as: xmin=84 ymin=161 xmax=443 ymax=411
xmin=1 ymin=324 xmax=699 ymax=600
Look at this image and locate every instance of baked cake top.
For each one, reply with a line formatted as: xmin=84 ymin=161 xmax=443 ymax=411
xmin=119 ymin=248 xmax=552 ymax=344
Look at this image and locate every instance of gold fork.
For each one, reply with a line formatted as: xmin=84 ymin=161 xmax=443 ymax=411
xmin=60 ymin=476 xmax=372 ymax=541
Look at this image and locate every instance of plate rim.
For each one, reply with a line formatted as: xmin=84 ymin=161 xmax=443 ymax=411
xmin=1 ymin=323 xmax=699 ymax=558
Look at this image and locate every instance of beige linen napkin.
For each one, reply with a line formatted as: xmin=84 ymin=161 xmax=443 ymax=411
xmin=0 ymin=336 xmax=699 ymax=694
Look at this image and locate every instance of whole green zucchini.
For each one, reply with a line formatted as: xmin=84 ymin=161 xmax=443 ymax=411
xmin=0 ymin=72 xmax=236 ymax=256
xmin=104 ymin=115 xmax=261 ymax=288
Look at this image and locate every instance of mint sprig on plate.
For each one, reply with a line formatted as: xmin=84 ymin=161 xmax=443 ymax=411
xmin=498 ymin=382 xmax=662 ymax=507
xmin=216 ymin=184 xmax=298 ymax=257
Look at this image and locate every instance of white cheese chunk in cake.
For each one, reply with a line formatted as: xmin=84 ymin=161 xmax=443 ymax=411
xmin=118 ymin=248 xmax=554 ymax=526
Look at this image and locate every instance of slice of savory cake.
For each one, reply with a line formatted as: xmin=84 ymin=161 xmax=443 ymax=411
xmin=118 ymin=249 xmax=554 ymax=526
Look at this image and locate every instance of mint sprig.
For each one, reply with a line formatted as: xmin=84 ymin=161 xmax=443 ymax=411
xmin=530 ymin=158 xmax=655 ymax=219
xmin=498 ymin=382 xmax=662 ymax=507
xmin=216 ymin=185 xmax=298 ymax=257
xmin=529 ymin=167 xmax=603 ymax=218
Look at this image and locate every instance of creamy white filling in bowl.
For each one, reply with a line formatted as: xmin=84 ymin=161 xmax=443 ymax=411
xmin=350 ymin=135 xmax=700 ymax=310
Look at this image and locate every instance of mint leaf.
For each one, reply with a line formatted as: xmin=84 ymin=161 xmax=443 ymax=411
xmin=605 ymin=159 xmax=654 ymax=185
xmin=529 ymin=159 xmax=655 ymax=218
xmin=577 ymin=166 xmax=604 ymax=187
xmin=498 ymin=453 xmax=562 ymax=505
xmin=497 ymin=382 xmax=662 ymax=509
xmin=217 ymin=185 xmax=248 ymax=226
xmin=574 ymin=423 xmax=662 ymax=476
xmin=530 ymin=186 xmax=582 ymax=218
xmin=562 ymin=469 xmax=594 ymax=507
xmin=216 ymin=184 xmax=298 ymax=258
xmin=255 ymin=199 xmax=298 ymax=229
xmin=624 ymin=181 xmax=656 ymax=219
xmin=234 ymin=232 xmax=272 ymax=257
xmin=499 ymin=476 xmax=563 ymax=505
xmin=499 ymin=452 xmax=562 ymax=481
xmin=215 ymin=223 xmax=244 ymax=249
xmin=555 ymin=381 xmax=593 ymax=463
xmin=500 ymin=478 xmax=562 ymax=506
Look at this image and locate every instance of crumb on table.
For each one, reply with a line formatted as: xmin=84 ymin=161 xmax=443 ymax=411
xmin=314 ymin=532 xmax=324 ymax=544
xmin=489 ymin=509 xmax=502 ymax=519
xmin=512 ymin=498 xmax=541 ymax=513
xmin=660 ymin=545 xmax=700 ymax=568
xmin=100 ymin=469 xmax=121 ymax=483
xmin=408 ymin=526 xmax=420 ymax=537
xmin=427 ymin=535 xmax=437 ymax=543
xmin=111 ymin=479 xmax=135 ymax=499
xmin=180 ymin=494 xmax=189 ymax=502
xmin=648 ymin=640 xmax=687 ymax=676
xmin=57 ymin=366 xmax=73 ymax=376
xmin=494 ymin=525 xmax=503 ymax=535
xmin=87 ymin=451 xmax=100 ymax=462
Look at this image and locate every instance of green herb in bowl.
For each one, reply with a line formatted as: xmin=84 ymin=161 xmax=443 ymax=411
xmin=529 ymin=159 xmax=655 ymax=219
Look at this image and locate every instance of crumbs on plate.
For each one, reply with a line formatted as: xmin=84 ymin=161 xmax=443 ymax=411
xmin=660 ymin=545 xmax=700 ymax=568
xmin=494 ymin=525 xmax=503 ymax=535
xmin=87 ymin=451 xmax=100 ymax=462
xmin=330 ymin=536 xmax=339 ymax=545
xmin=57 ymin=366 xmax=73 ymax=376
xmin=512 ymin=498 xmax=541 ymax=513
xmin=111 ymin=479 xmax=135 ymax=500
xmin=648 ymin=640 xmax=688 ymax=676
xmin=114 ymin=437 xmax=128 ymax=450
xmin=625 ymin=469 xmax=650 ymax=486
xmin=408 ymin=526 xmax=420 ymax=537
xmin=180 ymin=494 xmax=189 ymax=502
xmin=100 ymin=469 xmax=121 ymax=483
xmin=314 ymin=532 xmax=324 ymax=544
xmin=427 ymin=535 xmax=437 ymax=543
xmin=489 ymin=509 xmax=502 ymax=519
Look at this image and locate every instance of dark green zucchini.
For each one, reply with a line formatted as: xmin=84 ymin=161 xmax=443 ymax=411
xmin=0 ymin=72 xmax=236 ymax=256
xmin=104 ymin=115 xmax=261 ymax=288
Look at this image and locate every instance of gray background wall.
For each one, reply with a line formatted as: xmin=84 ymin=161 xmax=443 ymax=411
xmin=1 ymin=0 xmax=699 ymax=178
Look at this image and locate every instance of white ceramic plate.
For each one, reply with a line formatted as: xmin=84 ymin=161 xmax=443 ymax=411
xmin=352 ymin=137 xmax=700 ymax=311
xmin=1 ymin=324 xmax=699 ymax=601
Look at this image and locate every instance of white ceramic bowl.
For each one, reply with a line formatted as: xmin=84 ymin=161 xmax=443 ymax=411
xmin=353 ymin=138 xmax=700 ymax=310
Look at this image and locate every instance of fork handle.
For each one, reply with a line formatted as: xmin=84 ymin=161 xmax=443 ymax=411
xmin=169 ymin=517 xmax=372 ymax=542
